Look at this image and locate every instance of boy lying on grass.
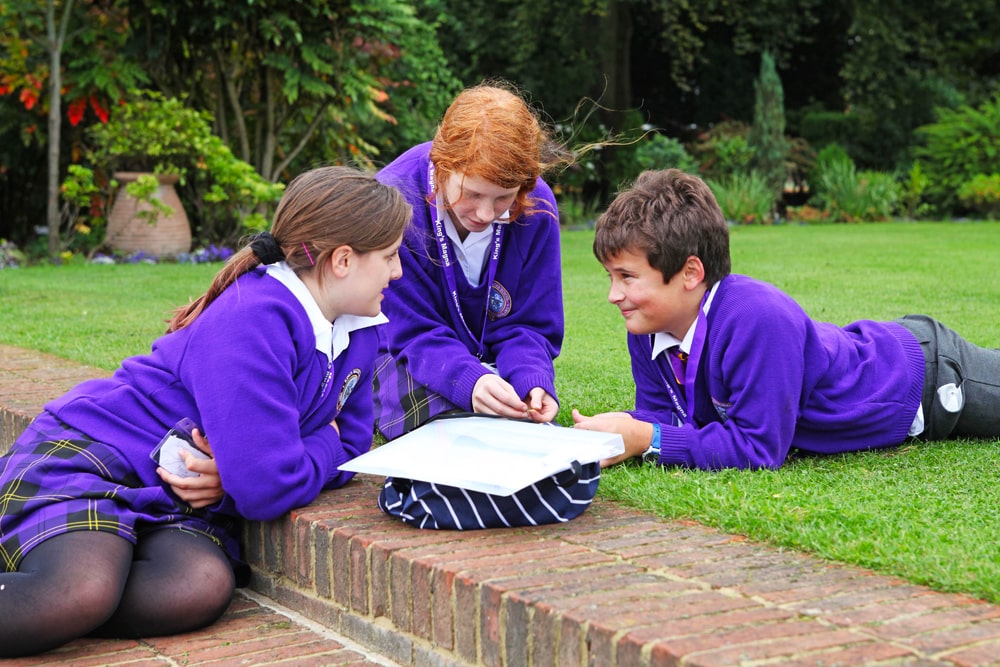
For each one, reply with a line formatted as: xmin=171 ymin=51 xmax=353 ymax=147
xmin=573 ymin=169 xmax=1000 ymax=470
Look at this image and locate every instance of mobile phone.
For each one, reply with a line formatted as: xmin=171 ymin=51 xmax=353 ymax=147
xmin=150 ymin=418 xmax=210 ymax=478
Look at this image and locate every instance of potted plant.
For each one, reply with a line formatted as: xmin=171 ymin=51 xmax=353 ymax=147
xmin=62 ymin=90 xmax=284 ymax=258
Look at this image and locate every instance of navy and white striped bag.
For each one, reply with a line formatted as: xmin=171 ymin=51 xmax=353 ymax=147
xmin=377 ymin=459 xmax=601 ymax=530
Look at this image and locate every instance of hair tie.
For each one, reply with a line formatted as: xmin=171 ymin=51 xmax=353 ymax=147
xmin=301 ymin=242 xmax=315 ymax=266
xmin=250 ymin=232 xmax=285 ymax=265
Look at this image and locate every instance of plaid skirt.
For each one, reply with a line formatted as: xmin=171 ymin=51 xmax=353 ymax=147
xmin=0 ymin=412 xmax=241 ymax=573
xmin=373 ymin=352 xmax=464 ymax=441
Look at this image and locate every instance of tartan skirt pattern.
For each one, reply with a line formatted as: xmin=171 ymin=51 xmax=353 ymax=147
xmin=377 ymin=460 xmax=601 ymax=530
xmin=0 ymin=412 xmax=240 ymax=572
xmin=373 ymin=352 xmax=464 ymax=441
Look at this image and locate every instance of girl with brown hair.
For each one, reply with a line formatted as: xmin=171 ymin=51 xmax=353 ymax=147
xmin=0 ymin=166 xmax=410 ymax=656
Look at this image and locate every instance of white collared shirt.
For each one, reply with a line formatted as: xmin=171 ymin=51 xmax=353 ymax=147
xmin=439 ymin=193 xmax=509 ymax=285
xmin=266 ymin=261 xmax=387 ymax=361
xmin=651 ymin=281 xmax=720 ymax=360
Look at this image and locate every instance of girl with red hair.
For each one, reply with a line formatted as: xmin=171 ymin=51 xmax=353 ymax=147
xmin=374 ymin=82 xmax=569 ymax=439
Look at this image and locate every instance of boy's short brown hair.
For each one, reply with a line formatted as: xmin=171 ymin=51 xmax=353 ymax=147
xmin=594 ymin=169 xmax=731 ymax=285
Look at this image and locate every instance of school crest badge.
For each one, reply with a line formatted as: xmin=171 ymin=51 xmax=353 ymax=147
xmin=488 ymin=280 xmax=512 ymax=320
xmin=338 ymin=368 xmax=362 ymax=411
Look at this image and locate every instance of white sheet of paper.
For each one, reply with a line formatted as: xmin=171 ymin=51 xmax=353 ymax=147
xmin=338 ymin=416 xmax=624 ymax=496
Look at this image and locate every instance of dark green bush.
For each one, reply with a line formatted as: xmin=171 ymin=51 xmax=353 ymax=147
xmin=914 ymin=95 xmax=1000 ymax=215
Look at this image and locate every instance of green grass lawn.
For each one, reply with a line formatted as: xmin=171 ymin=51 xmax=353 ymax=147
xmin=2 ymin=221 xmax=999 ymax=603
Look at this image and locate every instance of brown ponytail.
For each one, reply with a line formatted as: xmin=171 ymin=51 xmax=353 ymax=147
xmin=167 ymin=166 xmax=411 ymax=332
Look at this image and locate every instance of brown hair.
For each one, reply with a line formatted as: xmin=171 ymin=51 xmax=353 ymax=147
xmin=167 ymin=166 xmax=411 ymax=331
xmin=429 ymin=81 xmax=568 ymax=220
xmin=594 ymin=169 xmax=731 ymax=285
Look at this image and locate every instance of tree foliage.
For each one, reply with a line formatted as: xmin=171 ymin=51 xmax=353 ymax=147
xmin=840 ymin=0 xmax=1000 ymax=168
xmin=127 ymin=0 xmax=459 ymax=181
xmin=914 ymin=94 xmax=1000 ymax=215
xmin=0 ymin=0 xmax=146 ymax=260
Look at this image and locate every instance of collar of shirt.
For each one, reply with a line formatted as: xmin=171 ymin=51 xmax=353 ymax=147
xmin=266 ymin=261 xmax=388 ymax=362
xmin=651 ymin=281 xmax=720 ymax=360
xmin=439 ymin=192 xmax=507 ymax=285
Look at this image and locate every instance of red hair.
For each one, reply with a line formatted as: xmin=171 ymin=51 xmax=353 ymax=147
xmin=430 ymin=82 xmax=556 ymax=219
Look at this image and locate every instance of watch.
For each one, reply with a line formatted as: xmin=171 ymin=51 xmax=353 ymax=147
xmin=641 ymin=422 xmax=661 ymax=464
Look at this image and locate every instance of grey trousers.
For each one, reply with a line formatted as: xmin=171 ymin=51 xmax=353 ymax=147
xmin=895 ymin=314 xmax=1000 ymax=440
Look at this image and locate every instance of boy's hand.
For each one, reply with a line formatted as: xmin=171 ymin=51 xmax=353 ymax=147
xmin=473 ymin=374 xmax=530 ymax=418
xmin=572 ymin=409 xmax=655 ymax=467
xmin=524 ymin=387 xmax=558 ymax=422
xmin=156 ymin=428 xmax=225 ymax=508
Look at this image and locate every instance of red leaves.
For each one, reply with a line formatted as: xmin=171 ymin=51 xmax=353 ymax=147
xmin=89 ymin=96 xmax=109 ymax=123
xmin=66 ymin=94 xmax=111 ymax=126
xmin=18 ymin=86 xmax=38 ymax=110
xmin=67 ymin=97 xmax=87 ymax=125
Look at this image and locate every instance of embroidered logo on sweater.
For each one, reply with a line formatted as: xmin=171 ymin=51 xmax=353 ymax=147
xmin=488 ymin=280 xmax=512 ymax=320
xmin=338 ymin=368 xmax=362 ymax=411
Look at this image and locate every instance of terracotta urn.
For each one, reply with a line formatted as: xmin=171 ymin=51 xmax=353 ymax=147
xmin=105 ymin=171 xmax=192 ymax=256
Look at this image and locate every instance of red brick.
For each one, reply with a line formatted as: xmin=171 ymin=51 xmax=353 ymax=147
xmin=870 ymin=603 xmax=1000 ymax=640
xmin=558 ymin=613 xmax=585 ymax=666
xmin=349 ymin=535 xmax=369 ymax=614
xmin=296 ymin=517 xmax=314 ymax=587
xmin=910 ymin=617 xmax=1000 ymax=654
xmin=431 ymin=567 xmax=456 ymax=649
xmin=679 ymin=626 xmax=871 ymax=665
xmin=529 ymin=603 xmax=561 ymax=667
xmin=774 ymin=642 xmax=920 ymax=666
xmin=942 ymin=639 xmax=1000 ymax=667
xmin=478 ymin=563 xmax=657 ymax=602
xmin=388 ymin=551 xmax=413 ymax=632
xmin=454 ymin=573 xmax=480 ymax=663
xmin=782 ymin=580 xmax=940 ymax=613
xmin=480 ymin=584 xmax=503 ymax=667
xmin=822 ymin=591 xmax=965 ymax=627
xmin=410 ymin=553 xmax=434 ymax=641
xmin=331 ymin=527 xmax=352 ymax=606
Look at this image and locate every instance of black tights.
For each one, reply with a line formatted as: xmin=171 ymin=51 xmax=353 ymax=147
xmin=0 ymin=529 xmax=235 ymax=658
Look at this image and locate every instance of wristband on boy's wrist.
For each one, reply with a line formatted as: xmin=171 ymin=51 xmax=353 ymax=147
xmin=642 ymin=422 xmax=661 ymax=464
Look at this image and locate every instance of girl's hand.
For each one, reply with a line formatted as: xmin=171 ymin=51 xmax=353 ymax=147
xmin=472 ymin=374 xmax=529 ymax=418
xmin=156 ymin=428 xmax=225 ymax=508
xmin=524 ymin=387 xmax=558 ymax=423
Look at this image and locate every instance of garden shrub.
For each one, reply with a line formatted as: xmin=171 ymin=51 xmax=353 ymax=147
xmin=62 ymin=90 xmax=284 ymax=253
xmin=812 ymin=147 xmax=900 ymax=222
xmin=0 ymin=238 xmax=25 ymax=269
xmin=707 ymin=170 xmax=774 ymax=224
xmin=914 ymin=94 xmax=1000 ymax=215
xmin=798 ymin=109 xmax=861 ymax=157
xmin=634 ymin=132 xmax=698 ymax=174
xmin=957 ymin=173 xmax=1000 ymax=219
xmin=688 ymin=121 xmax=755 ymax=180
xmin=900 ymin=160 xmax=933 ymax=220
xmin=785 ymin=205 xmax=829 ymax=223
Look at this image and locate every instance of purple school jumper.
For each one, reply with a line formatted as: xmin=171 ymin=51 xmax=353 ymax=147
xmin=39 ymin=266 xmax=378 ymax=524
xmin=373 ymin=142 xmax=563 ymax=431
xmin=631 ymin=275 xmax=926 ymax=470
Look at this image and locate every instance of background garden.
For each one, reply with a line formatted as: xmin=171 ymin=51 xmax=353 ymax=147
xmin=1 ymin=0 xmax=999 ymax=265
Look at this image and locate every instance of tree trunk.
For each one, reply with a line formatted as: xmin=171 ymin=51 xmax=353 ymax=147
xmin=589 ymin=0 xmax=634 ymax=208
xmin=45 ymin=0 xmax=66 ymax=263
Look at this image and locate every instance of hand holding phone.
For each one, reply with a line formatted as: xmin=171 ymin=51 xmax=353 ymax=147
xmin=151 ymin=418 xmax=211 ymax=478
